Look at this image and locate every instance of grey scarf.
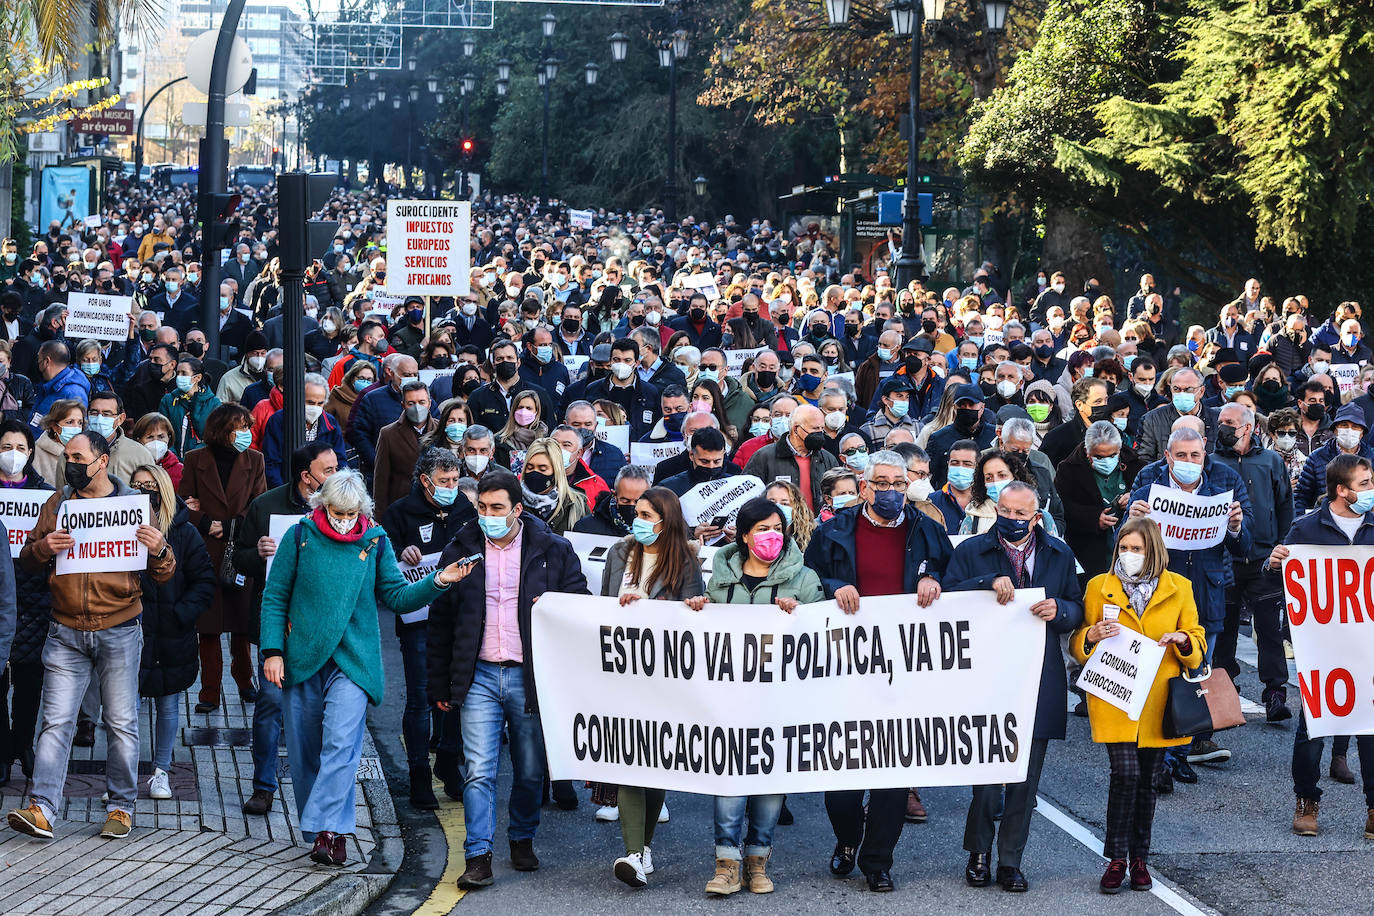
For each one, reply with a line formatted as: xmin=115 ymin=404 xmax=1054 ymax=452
xmin=1114 ymin=558 xmax=1158 ymax=614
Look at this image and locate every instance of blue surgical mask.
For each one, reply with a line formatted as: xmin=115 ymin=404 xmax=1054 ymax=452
xmin=175 ymin=375 xmax=194 ymax=392
xmin=1172 ymin=392 xmax=1196 ymax=413
xmin=985 ymin=480 xmax=1008 ymax=503
xmin=354 ymin=376 xmax=374 ymax=392
xmin=1225 ymin=385 xmax=1245 ymax=398
xmin=770 ymin=416 xmax=790 ymax=438
xmin=832 ymin=493 xmax=856 ymax=510
xmin=479 ymin=511 xmax=512 ymax=540
xmin=58 ymin=426 xmax=80 ymax=444
xmin=871 ymin=488 xmax=905 ymax=520
xmin=697 ymin=368 xmax=719 ymax=384
xmin=1092 ymin=454 xmax=1120 ymax=475
xmin=87 ymin=415 xmax=115 ymax=438
xmin=233 ymin=429 xmax=253 ymax=452
xmin=968 ymin=336 xmax=984 ymax=348
xmin=1351 ymin=488 xmax=1374 ymax=514
xmin=1083 ymin=366 xmax=1095 ymax=378
xmin=847 ymin=450 xmax=869 ymax=471
xmin=750 ymin=420 xmax=769 ymax=438
xmin=165 ymin=280 xmax=179 ymax=293
xmin=960 ymin=357 xmax=978 ymax=371
xmin=890 ymin=399 xmax=910 ymax=418
xmin=536 ymin=345 xmax=554 ymax=364
xmin=80 ymin=361 xmax=101 ymax=376
xmin=948 ymin=466 xmax=975 ymax=490
xmin=1122 ymin=355 xmax=1136 ymax=370
xmin=632 ymin=517 xmax=660 ymax=545
xmin=431 ymin=484 xmax=458 ymax=507
xmin=878 ymin=347 xmax=893 ymax=362
xmin=446 ymin=422 xmax=467 ymax=442
xmin=1113 ymin=416 xmax=1129 ymax=432
xmin=1172 ymin=460 xmax=1203 ymax=485
xmin=778 ymin=504 xmax=793 ymax=526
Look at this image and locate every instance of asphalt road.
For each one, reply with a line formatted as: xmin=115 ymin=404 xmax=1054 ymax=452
xmin=365 ymin=613 xmax=1373 ymax=915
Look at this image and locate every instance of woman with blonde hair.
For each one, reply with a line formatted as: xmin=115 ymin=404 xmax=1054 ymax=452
xmin=765 ymin=479 xmax=816 ymax=550
xmin=1070 ymin=518 xmax=1205 ymax=893
xmin=34 ymin=399 xmax=85 ymax=485
xmin=916 ymin=386 xmax=960 ymax=449
xmin=496 ymin=390 xmax=548 ymax=474
xmin=518 ymin=437 xmax=588 ymax=534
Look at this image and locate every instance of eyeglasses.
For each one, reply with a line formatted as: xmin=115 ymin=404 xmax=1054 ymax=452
xmin=866 ymin=480 xmax=905 ymax=491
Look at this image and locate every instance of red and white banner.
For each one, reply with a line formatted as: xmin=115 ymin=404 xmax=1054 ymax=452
xmin=385 ymin=199 xmax=471 ymax=296
xmin=1282 ymin=545 xmax=1374 ymax=737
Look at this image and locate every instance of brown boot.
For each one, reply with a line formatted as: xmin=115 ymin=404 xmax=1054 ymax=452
xmin=1292 ymin=798 xmax=1319 ymax=836
xmin=1365 ymin=809 xmax=1374 ymax=840
xmin=744 ymin=853 xmax=774 ymax=893
xmin=1331 ymin=755 xmax=1357 ymax=784
xmin=705 ymin=858 xmax=741 ymax=896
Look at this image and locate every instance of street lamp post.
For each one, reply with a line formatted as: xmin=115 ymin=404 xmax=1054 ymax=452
xmin=889 ymin=0 xmax=944 ymax=291
xmin=539 ymin=57 xmax=557 ymax=206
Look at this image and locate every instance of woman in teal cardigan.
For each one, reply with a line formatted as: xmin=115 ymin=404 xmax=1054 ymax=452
xmin=261 ymin=469 xmax=472 ymax=868
xmin=158 ymin=355 xmax=221 ymax=455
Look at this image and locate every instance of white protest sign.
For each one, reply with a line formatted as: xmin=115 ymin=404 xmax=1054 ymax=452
xmin=725 ymin=347 xmax=765 ymax=377
xmin=533 ymin=589 xmax=1047 ymax=794
xmin=397 ymin=551 xmax=442 ymax=624
xmin=679 ymin=475 xmax=766 ymax=527
xmin=563 ymin=354 xmax=589 ymax=377
xmin=1283 ymin=545 xmax=1374 ymax=737
xmin=565 ymin=532 xmax=623 ymax=597
xmin=1330 ymin=362 xmax=1361 ymax=395
xmin=1078 ymin=625 xmax=1167 ymax=720
xmin=0 ymin=490 xmax=51 ymax=558
xmin=385 ymin=199 xmax=471 ymax=296
xmin=680 ymin=272 xmax=721 ymax=302
xmin=597 ymin=424 xmax=630 ymax=455
xmin=265 ymin=513 xmax=305 ymax=581
xmin=629 ymin=441 xmax=685 ymax=469
xmin=55 ymin=494 xmax=150 ymax=575
xmin=569 ymin=208 xmax=594 ymax=229
xmin=1146 ymin=484 xmax=1233 ymax=550
xmin=418 ymin=367 xmax=457 ymax=387
xmin=66 ymin=291 xmax=133 ymax=342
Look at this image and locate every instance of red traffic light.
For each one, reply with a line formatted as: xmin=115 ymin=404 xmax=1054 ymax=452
xmin=461 ymin=139 xmax=474 ymax=153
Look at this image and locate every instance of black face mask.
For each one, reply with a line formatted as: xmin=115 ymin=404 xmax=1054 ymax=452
xmin=688 ymin=463 xmax=723 ymax=484
xmin=955 ymin=407 xmax=981 ymax=431
xmin=979 ymin=380 xmax=998 ymax=398
xmin=562 ymin=319 xmax=581 ymax=335
xmin=430 ymin=356 xmax=452 ymax=369
xmin=743 ymin=310 xmax=759 ymax=322
xmin=140 ymin=487 xmax=163 ymax=511
xmin=904 ymin=356 xmax=924 ymax=375
xmin=754 ymin=370 xmax=777 ymax=389
xmin=1089 ymin=405 xmax=1114 ymax=423
xmin=629 ymin=315 xmax=645 ymax=328
xmin=1259 ymin=378 xmax=1283 ymax=393
xmin=461 ymin=378 xmax=483 ymax=396
xmin=65 ymin=458 xmax=99 ymax=491
xmin=802 ymin=431 xmax=828 ymax=453
xmin=1217 ymin=425 xmax=1240 ymax=450
xmin=1304 ymin=402 xmax=1326 ymax=421
xmin=1034 ymin=344 xmax=1053 ymax=361
xmin=494 ymin=361 xmax=519 ymax=382
xmin=809 ymin=325 xmax=827 ymax=339
xmin=524 ymin=470 xmax=554 ymax=493
xmin=185 ymin=341 xmax=205 ymax=358
xmin=689 ymin=308 xmax=707 ymax=323
xmin=922 ymin=319 xmax=937 ymax=334
xmin=845 ymin=324 xmax=860 ymax=337
xmin=616 ymin=503 xmax=636 ymax=527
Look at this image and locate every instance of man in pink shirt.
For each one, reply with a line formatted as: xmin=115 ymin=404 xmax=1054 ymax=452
xmin=427 ymin=470 xmax=590 ymax=891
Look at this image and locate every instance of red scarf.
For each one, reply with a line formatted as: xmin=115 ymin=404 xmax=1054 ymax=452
xmin=311 ymin=506 xmax=367 ymax=543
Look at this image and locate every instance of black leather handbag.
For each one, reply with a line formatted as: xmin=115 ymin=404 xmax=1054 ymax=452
xmin=1162 ymin=665 xmax=1214 ymax=739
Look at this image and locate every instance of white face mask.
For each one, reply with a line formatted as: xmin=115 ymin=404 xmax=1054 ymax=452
xmin=610 ymin=362 xmax=633 ymax=381
xmin=906 ymin=478 xmax=933 ymax=502
xmin=465 ymin=454 xmax=490 ymax=474
xmin=304 ymin=404 xmax=324 ymax=424
xmin=1336 ymin=429 xmax=1363 ymax=450
xmin=248 ymin=355 xmax=266 ymax=373
xmin=1117 ymin=551 xmax=1146 ymax=577
xmin=1134 ymin=382 xmax=1153 ymax=398
xmin=144 ymin=439 xmax=169 ymax=461
xmin=0 ymin=450 xmax=27 ymax=475
xmin=462 ymin=302 xmax=479 ymax=317
xmin=321 ymin=319 xmax=337 ymax=334
xmin=328 ymin=513 xmax=358 ymax=535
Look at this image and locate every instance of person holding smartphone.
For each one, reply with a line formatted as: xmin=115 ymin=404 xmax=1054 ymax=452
xmin=1070 ymin=518 xmax=1205 ymax=894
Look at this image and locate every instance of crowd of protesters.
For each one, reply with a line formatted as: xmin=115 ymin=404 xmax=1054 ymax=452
xmin=0 ymin=181 xmax=1370 ymax=896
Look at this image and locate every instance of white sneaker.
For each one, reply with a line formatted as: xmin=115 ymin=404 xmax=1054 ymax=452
xmin=613 ymin=851 xmax=647 ymax=887
xmin=148 ymin=768 xmax=172 ymax=800
xmin=657 ymin=802 xmax=669 ymax=823
xmin=642 ymin=845 xmax=654 ymax=874
xmin=595 ymin=804 xmax=620 ymax=822
xmin=100 ymin=791 xmax=109 ymax=804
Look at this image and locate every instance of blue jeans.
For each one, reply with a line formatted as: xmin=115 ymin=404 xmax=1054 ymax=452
xmin=31 ymin=622 xmax=143 ymax=820
xmin=396 ymin=622 xmax=433 ymax=768
xmin=283 ymin=660 xmax=369 ymax=835
xmin=146 ymin=694 xmax=180 ymax=773
xmin=460 ymin=661 xmax=545 ymax=857
xmin=251 ymin=647 xmax=284 ymax=792
xmin=714 ymin=794 xmax=784 ymax=860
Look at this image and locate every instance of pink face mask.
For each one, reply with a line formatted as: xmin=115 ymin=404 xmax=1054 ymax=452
xmin=690 ymin=399 xmax=711 ymax=414
xmin=513 ymin=407 xmax=537 ymax=426
xmin=750 ymin=530 xmax=785 ymax=563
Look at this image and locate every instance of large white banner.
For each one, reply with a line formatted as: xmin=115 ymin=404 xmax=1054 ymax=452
xmin=0 ymin=490 xmax=51 ymax=558
xmin=385 ymin=199 xmax=471 ymax=297
xmin=533 ymin=590 xmax=1048 ymax=794
xmin=628 ymin=440 xmax=684 ymax=469
xmin=55 ymin=494 xmax=150 ymax=575
xmin=1282 ymin=546 xmax=1374 ymax=737
xmin=679 ymin=475 xmax=765 ymax=527
xmin=66 ymin=291 xmax=133 ymax=342
xmin=1146 ymin=484 xmax=1233 ymax=550
xmin=1078 ymin=625 xmax=1167 ymax=721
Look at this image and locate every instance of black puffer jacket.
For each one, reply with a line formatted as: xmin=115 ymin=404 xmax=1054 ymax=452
xmin=7 ymin=474 xmax=55 ymax=665
xmin=139 ymin=501 xmax=217 ymax=697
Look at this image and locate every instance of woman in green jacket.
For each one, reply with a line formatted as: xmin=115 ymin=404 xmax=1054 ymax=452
xmin=600 ymin=487 xmax=705 ymax=889
xmin=158 ymin=355 xmax=221 ymax=455
xmin=686 ymin=496 xmax=824 ymax=897
xmin=260 ymin=470 xmax=470 ymax=868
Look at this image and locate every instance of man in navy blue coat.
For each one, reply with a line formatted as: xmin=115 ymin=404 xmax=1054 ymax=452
xmin=805 ymin=450 xmax=952 ymax=893
xmin=944 ymin=481 xmax=1084 ymax=893
xmin=1266 ymin=453 xmax=1374 ymax=838
xmin=1125 ymin=423 xmax=1251 ymax=781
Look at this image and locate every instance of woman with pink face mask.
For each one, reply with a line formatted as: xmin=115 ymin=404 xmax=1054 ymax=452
xmin=684 ymin=496 xmax=824 ymax=898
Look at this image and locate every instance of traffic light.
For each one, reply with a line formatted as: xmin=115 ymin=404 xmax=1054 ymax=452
xmin=204 ymin=192 xmax=242 ymax=250
xmin=460 ymin=138 xmax=475 ymax=156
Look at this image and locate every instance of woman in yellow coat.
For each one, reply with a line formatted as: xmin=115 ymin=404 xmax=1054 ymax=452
xmin=1070 ymin=517 xmax=1206 ymax=896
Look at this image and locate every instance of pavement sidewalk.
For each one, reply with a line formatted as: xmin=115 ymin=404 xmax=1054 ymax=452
xmin=0 ymin=641 xmax=400 ymax=916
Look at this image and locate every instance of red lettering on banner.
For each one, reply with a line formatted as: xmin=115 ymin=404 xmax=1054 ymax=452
xmin=1299 ymin=668 xmax=1356 ymax=718
xmin=1337 ymin=559 xmax=1364 ymax=623
xmin=1286 ymin=561 xmax=1307 ymax=625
